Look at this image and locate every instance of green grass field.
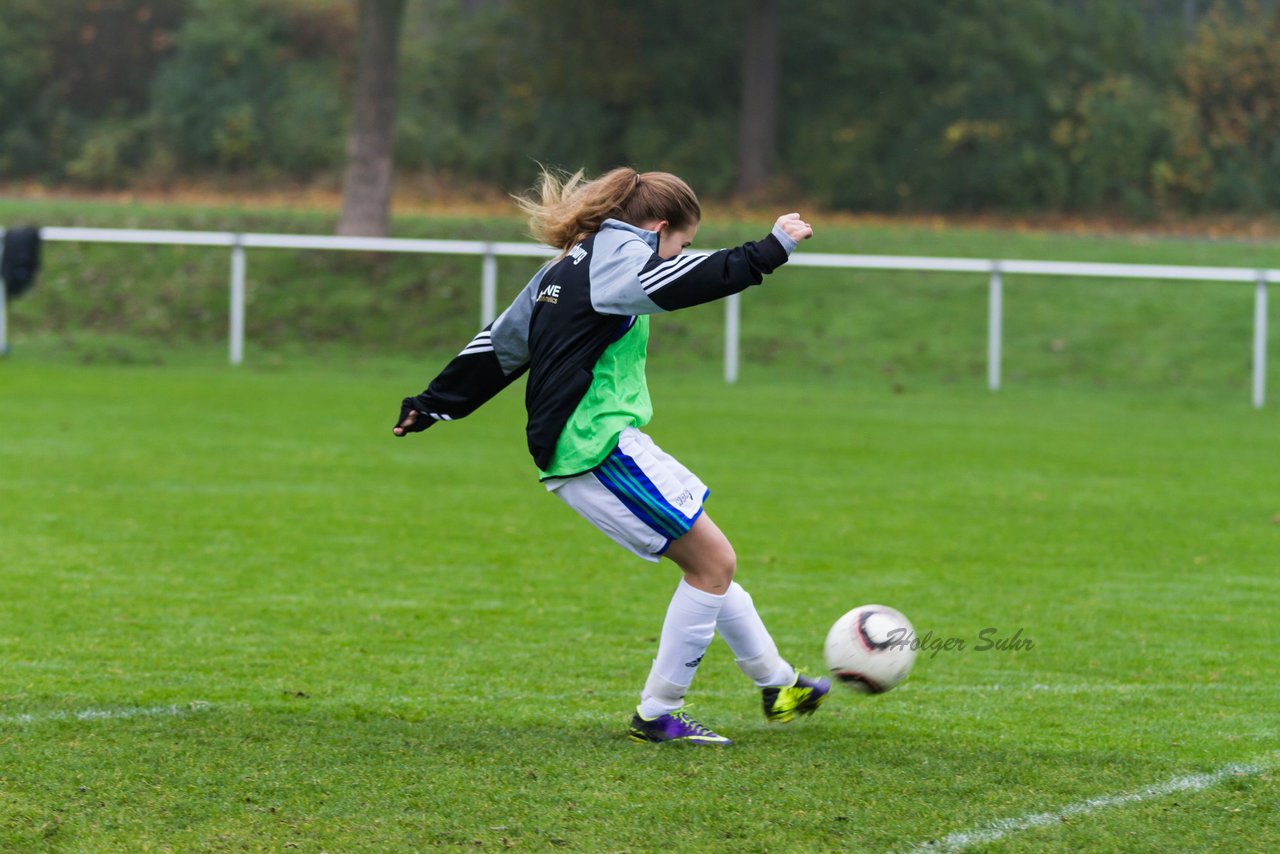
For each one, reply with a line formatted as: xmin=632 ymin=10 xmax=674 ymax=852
xmin=2 ymin=195 xmax=1278 ymax=849
xmin=2 ymin=350 xmax=1277 ymax=851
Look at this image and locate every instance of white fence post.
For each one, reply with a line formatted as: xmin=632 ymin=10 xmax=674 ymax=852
xmin=481 ymin=248 xmax=497 ymax=327
xmin=724 ymin=292 xmax=741 ymax=384
xmin=1253 ymin=275 xmax=1268 ymax=409
xmin=988 ymin=264 xmax=1003 ymax=392
xmin=229 ymin=237 xmax=246 ymax=366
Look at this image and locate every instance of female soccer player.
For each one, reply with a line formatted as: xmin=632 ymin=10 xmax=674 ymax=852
xmin=393 ymin=166 xmax=827 ymax=745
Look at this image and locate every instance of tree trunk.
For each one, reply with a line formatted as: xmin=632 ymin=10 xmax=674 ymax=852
xmin=338 ymin=0 xmax=407 ymax=237
xmin=735 ymin=0 xmax=781 ymax=198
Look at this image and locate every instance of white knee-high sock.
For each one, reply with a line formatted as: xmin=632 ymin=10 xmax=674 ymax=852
xmin=716 ymin=581 xmax=796 ymax=688
xmin=638 ymin=579 xmax=726 ymax=718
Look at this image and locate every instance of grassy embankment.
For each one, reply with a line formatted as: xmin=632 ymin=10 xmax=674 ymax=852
xmin=2 ymin=194 xmax=1277 ymax=400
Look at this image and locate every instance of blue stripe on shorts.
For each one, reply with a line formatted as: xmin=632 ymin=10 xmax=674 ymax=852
xmin=591 ymin=448 xmax=696 ymax=541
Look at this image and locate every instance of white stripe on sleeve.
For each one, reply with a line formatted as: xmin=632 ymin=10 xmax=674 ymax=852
xmin=458 ymin=330 xmax=494 ymax=356
xmin=640 ymin=253 xmax=711 ymax=294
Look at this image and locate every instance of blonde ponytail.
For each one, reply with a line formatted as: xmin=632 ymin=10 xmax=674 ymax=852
xmin=515 ymin=165 xmax=701 ymax=253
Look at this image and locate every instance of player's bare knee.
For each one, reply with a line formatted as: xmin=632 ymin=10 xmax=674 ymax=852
xmin=718 ymin=542 xmax=737 ymax=583
xmin=685 ymin=544 xmax=735 ymax=591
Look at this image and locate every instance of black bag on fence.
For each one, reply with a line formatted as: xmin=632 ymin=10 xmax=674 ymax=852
xmin=2 ymin=227 xmax=42 ymax=299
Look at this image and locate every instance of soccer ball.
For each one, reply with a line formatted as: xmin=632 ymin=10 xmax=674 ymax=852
xmin=824 ymin=604 xmax=917 ymax=694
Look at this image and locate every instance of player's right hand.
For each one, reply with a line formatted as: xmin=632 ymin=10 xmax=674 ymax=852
xmin=393 ymin=399 xmax=431 ymax=436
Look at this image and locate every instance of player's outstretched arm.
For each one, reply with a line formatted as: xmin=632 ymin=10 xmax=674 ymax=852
xmin=392 ymin=267 xmax=544 ymax=437
xmin=636 ymin=211 xmax=815 ymax=313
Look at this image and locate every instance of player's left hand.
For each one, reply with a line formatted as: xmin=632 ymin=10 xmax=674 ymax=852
xmin=775 ymin=213 xmax=813 ymax=243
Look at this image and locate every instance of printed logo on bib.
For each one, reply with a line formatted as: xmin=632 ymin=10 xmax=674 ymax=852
xmin=568 ymin=244 xmax=588 ymax=265
xmin=536 ymin=283 xmax=561 ymax=304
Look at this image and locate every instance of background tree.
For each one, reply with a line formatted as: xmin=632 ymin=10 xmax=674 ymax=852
xmin=1165 ymin=0 xmax=1280 ymax=210
xmin=735 ymin=0 xmax=781 ymax=198
xmin=338 ymin=0 xmax=407 ymax=237
xmin=151 ymin=0 xmax=350 ymax=182
xmin=10 ymin=0 xmax=1278 ymax=218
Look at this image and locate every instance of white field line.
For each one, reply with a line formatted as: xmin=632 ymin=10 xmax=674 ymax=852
xmin=0 ymin=701 xmax=213 ymax=725
xmin=901 ymin=753 xmax=1279 ymax=853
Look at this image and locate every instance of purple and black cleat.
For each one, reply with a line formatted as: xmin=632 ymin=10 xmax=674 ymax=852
xmin=627 ymin=710 xmax=733 ymax=746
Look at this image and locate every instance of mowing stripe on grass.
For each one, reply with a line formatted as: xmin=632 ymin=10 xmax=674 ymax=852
xmin=902 ymin=682 xmax=1272 ymax=695
xmin=901 ymin=752 xmax=1278 ymax=853
xmin=0 ymin=702 xmax=214 ymax=725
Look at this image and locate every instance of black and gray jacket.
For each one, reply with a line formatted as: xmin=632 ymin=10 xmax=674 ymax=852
xmin=400 ymin=219 xmax=797 ymax=470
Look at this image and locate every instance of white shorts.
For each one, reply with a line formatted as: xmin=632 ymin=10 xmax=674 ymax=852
xmin=544 ymin=427 xmax=709 ymax=562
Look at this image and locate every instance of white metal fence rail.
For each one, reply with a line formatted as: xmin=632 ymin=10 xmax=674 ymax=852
xmin=0 ymin=226 xmax=1271 ymax=408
